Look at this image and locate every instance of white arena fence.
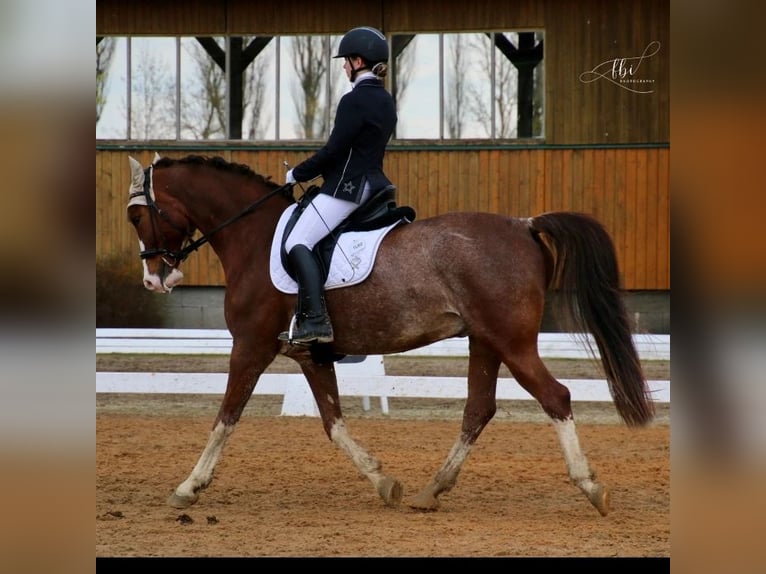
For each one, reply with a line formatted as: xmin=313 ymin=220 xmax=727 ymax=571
xmin=96 ymin=329 xmax=670 ymax=416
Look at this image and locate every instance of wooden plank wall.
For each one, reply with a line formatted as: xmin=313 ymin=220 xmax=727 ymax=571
xmin=542 ymin=0 xmax=669 ymax=144
xmin=97 ymin=0 xmax=228 ymax=35
xmin=97 ymin=146 xmax=669 ymax=290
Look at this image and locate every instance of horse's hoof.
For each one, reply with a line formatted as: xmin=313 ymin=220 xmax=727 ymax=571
xmin=167 ymin=491 xmax=198 ymax=509
xmin=588 ymin=483 xmax=610 ymax=516
xmin=378 ymin=476 xmax=403 ymax=507
xmin=406 ymin=490 xmax=440 ymax=512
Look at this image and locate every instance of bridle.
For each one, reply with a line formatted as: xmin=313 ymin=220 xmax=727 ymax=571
xmin=128 ymin=166 xmax=195 ymax=268
xmin=129 ymin=165 xmax=296 ymax=267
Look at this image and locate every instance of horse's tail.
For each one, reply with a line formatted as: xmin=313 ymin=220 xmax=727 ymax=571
xmin=528 ymin=212 xmax=655 ymax=427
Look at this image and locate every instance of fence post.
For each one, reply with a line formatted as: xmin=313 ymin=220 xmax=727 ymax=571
xmin=280 ymin=382 xmax=319 ymax=416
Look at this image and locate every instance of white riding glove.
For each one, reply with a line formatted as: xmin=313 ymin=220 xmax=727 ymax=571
xmin=285 ymin=169 xmax=296 ymax=185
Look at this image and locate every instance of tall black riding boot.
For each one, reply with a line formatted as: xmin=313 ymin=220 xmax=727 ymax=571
xmin=278 ymin=245 xmax=334 ymax=344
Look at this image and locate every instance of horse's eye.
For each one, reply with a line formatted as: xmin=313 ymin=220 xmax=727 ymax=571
xmin=129 ymin=214 xmax=141 ymax=226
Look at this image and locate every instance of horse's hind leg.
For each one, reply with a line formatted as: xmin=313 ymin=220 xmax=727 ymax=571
xmin=299 ymin=357 xmax=403 ymax=507
xmin=505 ymin=344 xmax=610 ymax=516
xmin=408 ymin=338 xmax=500 ymax=511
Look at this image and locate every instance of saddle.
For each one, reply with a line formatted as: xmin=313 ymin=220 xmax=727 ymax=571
xmin=279 ymin=185 xmax=416 ymax=282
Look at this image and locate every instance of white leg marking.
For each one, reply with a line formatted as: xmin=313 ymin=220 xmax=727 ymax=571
xmin=552 ymin=417 xmax=597 ymax=493
xmin=437 ymin=438 xmax=473 ymax=482
xmin=175 ymin=421 xmax=232 ymax=499
xmin=330 ymin=419 xmax=386 ymax=488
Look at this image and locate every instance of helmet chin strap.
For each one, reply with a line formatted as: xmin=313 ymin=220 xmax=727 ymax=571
xmin=347 ymin=57 xmax=368 ymax=82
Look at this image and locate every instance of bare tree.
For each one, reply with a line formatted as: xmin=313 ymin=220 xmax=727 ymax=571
xmin=181 ymin=39 xmax=226 ymax=139
xmin=179 ymin=37 xmax=272 ymax=140
xmin=290 ymin=35 xmax=329 ymax=138
xmin=393 ymin=35 xmax=416 ymax=114
xmin=493 ymin=49 xmax=517 ymax=138
xmin=244 ymin=52 xmax=270 ymax=139
xmin=445 ymin=35 xmax=469 ymax=138
xmin=127 ymin=46 xmax=176 ymax=139
xmin=466 ymin=34 xmax=518 ymax=138
xmin=96 ymin=37 xmax=116 ymax=124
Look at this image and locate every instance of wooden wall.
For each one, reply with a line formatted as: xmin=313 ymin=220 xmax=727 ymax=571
xmin=97 ymin=145 xmax=669 ymax=290
xmin=96 ymin=0 xmax=669 ymax=291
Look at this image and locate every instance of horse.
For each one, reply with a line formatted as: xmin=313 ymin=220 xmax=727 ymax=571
xmin=124 ymin=153 xmax=655 ymax=517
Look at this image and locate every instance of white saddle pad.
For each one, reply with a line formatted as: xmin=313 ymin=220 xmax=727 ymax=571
xmin=269 ymin=203 xmax=403 ymax=294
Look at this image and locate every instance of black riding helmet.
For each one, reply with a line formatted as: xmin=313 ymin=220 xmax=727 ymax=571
xmin=334 ymin=26 xmax=389 ymax=65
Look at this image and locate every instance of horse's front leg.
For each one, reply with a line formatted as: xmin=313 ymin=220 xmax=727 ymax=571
xmin=167 ymin=341 xmax=273 ymax=509
xmin=408 ymin=339 xmax=500 ymax=511
xmin=300 ymin=357 xmax=403 ymax=507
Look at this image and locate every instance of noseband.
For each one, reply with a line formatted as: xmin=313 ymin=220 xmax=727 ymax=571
xmin=129 ymin=165 xmax=296 ymax=267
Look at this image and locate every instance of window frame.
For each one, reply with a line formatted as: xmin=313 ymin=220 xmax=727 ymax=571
xmin=95 ymin=31 xmax=545 ymax=143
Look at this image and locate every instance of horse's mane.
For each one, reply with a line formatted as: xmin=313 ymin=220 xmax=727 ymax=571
xmin=154 ymin=155 xmax=280 ymax=189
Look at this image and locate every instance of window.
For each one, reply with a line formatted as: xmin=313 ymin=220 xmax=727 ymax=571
xmin=96 ymin=31 xmax=544 ymax=142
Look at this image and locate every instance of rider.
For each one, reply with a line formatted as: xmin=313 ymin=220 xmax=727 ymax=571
xmin=280 ymin=26 xmax=397 ymax=345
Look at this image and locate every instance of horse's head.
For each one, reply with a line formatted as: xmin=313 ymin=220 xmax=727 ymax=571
xmin=127 ymin=155 xmax=193 ymax=293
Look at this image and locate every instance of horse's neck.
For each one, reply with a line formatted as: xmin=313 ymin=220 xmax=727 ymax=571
xmin=181 ymin=178 xmax=284 ymax=269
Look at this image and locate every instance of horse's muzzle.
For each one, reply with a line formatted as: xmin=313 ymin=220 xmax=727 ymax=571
xmin=143 ymin=262 xmax=184 ymax=293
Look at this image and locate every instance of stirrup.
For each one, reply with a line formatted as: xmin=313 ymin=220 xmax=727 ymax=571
xmin=278 ymin=315 xmax=303 ymax=344
xmin=278 ymin=314 xmax=334 ymax=345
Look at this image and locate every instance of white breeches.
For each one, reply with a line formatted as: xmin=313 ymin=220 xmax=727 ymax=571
xmin=284 ymin=183 xmax=372 ymax=252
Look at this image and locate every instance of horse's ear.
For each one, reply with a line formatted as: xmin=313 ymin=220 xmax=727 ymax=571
xmin=128 ymin=156 xmax=144 ymax=194
xmin=153 ymin=152 xmax=162 ymax=165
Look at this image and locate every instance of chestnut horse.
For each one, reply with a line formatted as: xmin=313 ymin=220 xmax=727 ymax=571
xmin=125 ymin=154 xmax=654 ymax=517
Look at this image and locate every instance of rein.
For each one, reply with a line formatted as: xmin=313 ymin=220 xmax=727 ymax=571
xmin=131 ymin=166 xmax=296 ymax=265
